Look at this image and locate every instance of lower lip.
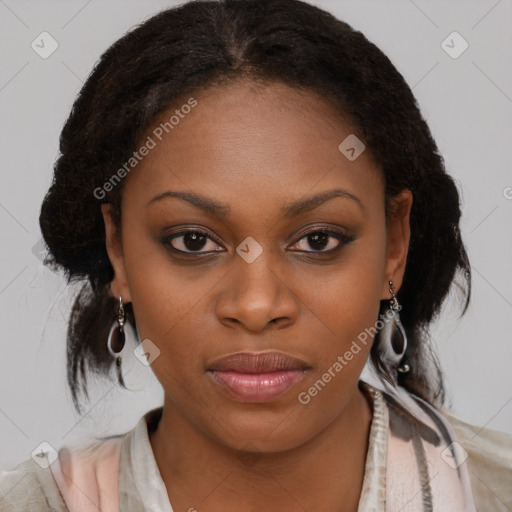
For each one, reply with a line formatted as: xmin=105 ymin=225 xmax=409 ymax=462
xmin=208 ymin=369 xmax=306 ymax=402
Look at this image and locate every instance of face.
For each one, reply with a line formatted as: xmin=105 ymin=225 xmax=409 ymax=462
xmin=102 ymin=79 xmax=412 ymax=452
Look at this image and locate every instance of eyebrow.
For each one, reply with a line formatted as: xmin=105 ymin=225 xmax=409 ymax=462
xmin=146 ymin=188 xmax=364 ymax=218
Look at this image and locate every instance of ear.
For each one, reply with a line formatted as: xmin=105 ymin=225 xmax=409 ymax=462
xmin=381 ymin=189 xmax=413 ymax=299
xmin=101 ymin=204 xmax=132 ymax=302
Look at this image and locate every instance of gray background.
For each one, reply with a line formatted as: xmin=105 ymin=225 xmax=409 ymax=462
xmin=1 ymin=0 xmax=511 ymax=471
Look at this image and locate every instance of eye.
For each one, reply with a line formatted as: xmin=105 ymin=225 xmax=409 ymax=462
xmin=289 ymin=228 xmax=353 ymax=254
xmin=161 ymin=229 xmax=223 ymax=254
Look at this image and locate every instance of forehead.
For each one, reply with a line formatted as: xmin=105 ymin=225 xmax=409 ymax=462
xmin=123 ymin=80 xmax=384 ymax=217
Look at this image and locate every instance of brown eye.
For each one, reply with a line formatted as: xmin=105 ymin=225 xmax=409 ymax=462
xmin=290 ymin=229 xmax=353 ymax=254
xmin=162 ymin=230 xmax=223 ymax=254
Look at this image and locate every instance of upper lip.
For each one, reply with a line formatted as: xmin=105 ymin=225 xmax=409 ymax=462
xmin=207 ymin=351 xmax=310 ymax=373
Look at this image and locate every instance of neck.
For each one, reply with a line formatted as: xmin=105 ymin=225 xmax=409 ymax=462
xmin=149 ymin=384 xmax=373 ymax=512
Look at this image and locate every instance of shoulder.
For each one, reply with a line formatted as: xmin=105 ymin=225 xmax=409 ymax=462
xmin=0 ymin=455 xmax=68 ymax=512
xmin=442 ymin=409 xmax=512 ymax=512
xmin=0 ymin=435 xmax=125 ymax=512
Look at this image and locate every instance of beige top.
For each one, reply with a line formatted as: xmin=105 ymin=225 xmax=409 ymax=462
xmin=1 ymin=382 xmax=511 ymax=511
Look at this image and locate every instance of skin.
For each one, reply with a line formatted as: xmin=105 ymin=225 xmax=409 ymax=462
xmin=102 ymin=79 xmax=412 ymax=512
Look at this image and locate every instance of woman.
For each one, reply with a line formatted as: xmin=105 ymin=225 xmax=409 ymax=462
xmin=1 ymin=0 xmax=510 ymax=510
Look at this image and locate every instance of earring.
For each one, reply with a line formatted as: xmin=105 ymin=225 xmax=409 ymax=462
xmin=107 ymin=296 xmax=126 ymax=367
xmin=378 ymin=281 xmax=410 ymax=376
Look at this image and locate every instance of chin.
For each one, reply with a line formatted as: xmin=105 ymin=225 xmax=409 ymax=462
xmin=202 ymin=404 xmax=324 ymax=454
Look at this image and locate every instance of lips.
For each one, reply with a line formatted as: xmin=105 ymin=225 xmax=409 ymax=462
xmin=207 ymin=351 xmax=310 ymax=402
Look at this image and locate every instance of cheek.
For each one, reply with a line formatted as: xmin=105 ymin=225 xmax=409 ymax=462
xmin=292 ymin=228 xmax=387 ymax=391
xmin=298 ymin=232 xmax=387 ymax=346
xmin=119 ymin=224 xmax=198 ymax=357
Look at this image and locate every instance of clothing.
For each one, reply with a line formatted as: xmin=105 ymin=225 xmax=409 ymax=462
xmin=1 ymin=381 xmax=511 ymax=511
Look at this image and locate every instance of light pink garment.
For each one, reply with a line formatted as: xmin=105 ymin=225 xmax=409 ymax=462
xmin=382 ymin=385 xmax=476 ymax=511
xmin=50 ymin=437 xmax=123 ymax=512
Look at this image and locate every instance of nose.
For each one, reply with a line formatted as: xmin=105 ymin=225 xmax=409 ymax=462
xmin=215 ymin=250 xmax=299 ymax=333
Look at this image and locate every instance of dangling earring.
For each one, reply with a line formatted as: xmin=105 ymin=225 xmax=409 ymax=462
xmin=107 ymin=296 xmax=127 ymax=386
xmin=378 ymin=280 xmax=410 ymax=376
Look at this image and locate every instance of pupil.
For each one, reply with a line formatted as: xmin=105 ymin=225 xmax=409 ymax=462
xmin=184 ymin=232 xmax=207 ymax=251
xmin=309 ymin=232 xmax=328 ymax=251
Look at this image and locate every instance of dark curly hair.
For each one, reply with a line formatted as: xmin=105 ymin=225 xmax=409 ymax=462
xmin=39 ymin=0 xmax=470 ymax=414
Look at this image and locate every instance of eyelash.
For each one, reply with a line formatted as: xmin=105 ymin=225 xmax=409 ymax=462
xmin=160 ymin=227 xmax=354 ymax=257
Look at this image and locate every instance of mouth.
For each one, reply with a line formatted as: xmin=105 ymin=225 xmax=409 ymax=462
xmin=206 ymin=351 xmax=310 ymax=403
